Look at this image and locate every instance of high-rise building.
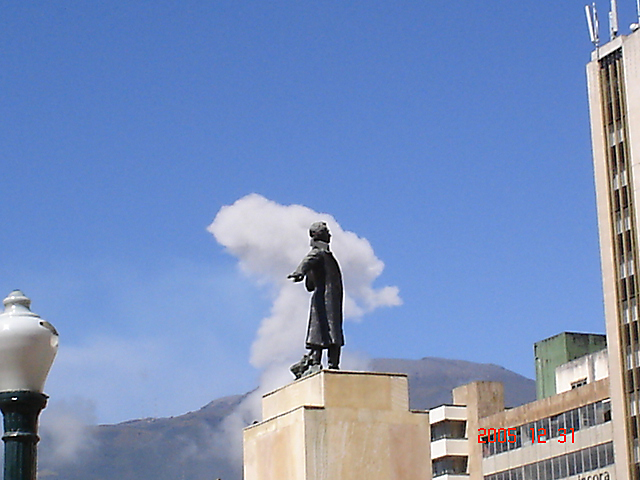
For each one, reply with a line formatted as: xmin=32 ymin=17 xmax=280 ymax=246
xmin=587 ymin=24 xmax=640 ymax=480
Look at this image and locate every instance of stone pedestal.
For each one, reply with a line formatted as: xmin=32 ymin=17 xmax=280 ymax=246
xmin=243 ymin=370 xmax=431 ymax=480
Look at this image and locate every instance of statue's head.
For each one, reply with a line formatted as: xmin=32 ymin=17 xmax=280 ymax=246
xmin=309 ymin=222 xmax=331 ymax=243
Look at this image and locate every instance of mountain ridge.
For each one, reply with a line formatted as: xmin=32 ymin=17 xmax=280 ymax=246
xmin=39 ymin=356 xmax=536 ymax=480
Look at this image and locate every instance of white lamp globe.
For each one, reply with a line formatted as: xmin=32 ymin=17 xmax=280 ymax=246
xmin=0 ymin=291 xmax=58 ymax=393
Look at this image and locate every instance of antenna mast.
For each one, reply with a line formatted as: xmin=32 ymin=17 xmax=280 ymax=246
xmin=610 ymin=0 xmax=619 ymax=39
xmin=586 ymin=3 xmax=600 ymax=46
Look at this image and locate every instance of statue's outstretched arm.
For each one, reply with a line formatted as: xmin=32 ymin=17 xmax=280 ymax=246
xmin=288 ymin=249 xmax=321 ymax=282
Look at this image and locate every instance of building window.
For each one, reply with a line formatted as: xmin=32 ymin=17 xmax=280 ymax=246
xmin=570 ymin=378 xmax=588 ymax=389
xmin=431 ymin=420 xmax=466 ymax=441
xmin=433 ymin=456 xmax=467 ymax=477
xmin=596 ymin=399 xmax=612 ymax=423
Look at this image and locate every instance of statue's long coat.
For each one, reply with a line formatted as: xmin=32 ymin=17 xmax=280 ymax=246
xmin=293 ymin=240 xmax=344 ymax=348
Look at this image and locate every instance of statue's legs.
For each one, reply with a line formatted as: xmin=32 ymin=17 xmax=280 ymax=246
xmin=309 ymin=348 xmax=322 ymax=366
xmin=290 ymin=346 xmax=338 ymax=379
xmin=328 ymin=345 xmax=340 ymax=370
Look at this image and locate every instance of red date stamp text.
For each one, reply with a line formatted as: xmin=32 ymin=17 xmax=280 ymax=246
xmin=478 ymin=427 xmax=575 ymax=444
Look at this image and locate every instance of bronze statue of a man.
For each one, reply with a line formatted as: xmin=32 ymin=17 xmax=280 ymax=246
xmin=288 ymin=222 xmax=344 ymax=377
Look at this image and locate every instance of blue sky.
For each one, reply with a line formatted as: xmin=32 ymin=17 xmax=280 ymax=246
xmin=0 ymin=1 xmax=626 ymax=424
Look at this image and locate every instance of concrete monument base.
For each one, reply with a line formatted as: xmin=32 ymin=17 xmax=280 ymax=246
xmin=243 ymin=370 xmax=431 ymax=480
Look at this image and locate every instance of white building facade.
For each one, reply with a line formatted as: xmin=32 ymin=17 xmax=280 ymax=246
xmin=587 ymin=25 xmax=640 ymax=480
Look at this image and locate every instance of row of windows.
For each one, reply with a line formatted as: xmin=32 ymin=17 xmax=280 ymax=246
xmin=604 ymin=49 xmax=638 ymax=347
xmin=601 ymin=52 xmax=640 ymax=480
xmin=602 ymin=51 xmax=625 ymax=190
xmin=431 ymin=420 xmax=466 ymax=441
xmin=482 ymin=400 xmax=611 ymax=458
xmin=433 ymin=456 xmax=467 ymax=477
xmin=484 ymin=442 xmax=614 ymax=480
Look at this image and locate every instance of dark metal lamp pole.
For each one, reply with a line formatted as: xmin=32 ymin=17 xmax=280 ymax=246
xmin=0 ymin=291 xmax=58 ymax=480
xmin=0 ymin=392 xmax=47 ymax=480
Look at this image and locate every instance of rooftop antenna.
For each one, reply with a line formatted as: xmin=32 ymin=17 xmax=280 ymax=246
xmin=609 ymin=0 xmax=619 ymax=39
xmin=586 ymin=3 xmax=600 ymax=46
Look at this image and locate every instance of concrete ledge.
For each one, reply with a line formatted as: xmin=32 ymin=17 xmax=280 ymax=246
xmin=262 ymin=369 xmax=410 ymax=421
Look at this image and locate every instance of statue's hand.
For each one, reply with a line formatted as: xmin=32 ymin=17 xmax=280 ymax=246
xmin=288 ymin=273 xmax=304 ymax=282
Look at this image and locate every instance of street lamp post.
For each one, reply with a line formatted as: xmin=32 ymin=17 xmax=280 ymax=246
xmin=0 ymin=291 xmax=58 ymax=480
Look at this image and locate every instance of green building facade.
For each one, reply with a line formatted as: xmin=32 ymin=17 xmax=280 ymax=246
xmin=534 ymin=332 xmax=606 ymax=400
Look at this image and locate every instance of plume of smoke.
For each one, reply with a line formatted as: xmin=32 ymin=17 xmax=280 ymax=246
xmin=38 ymin=398 xmax=98 ymax=467
xmin=204 ymin=194 xmax=401 ymax=461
